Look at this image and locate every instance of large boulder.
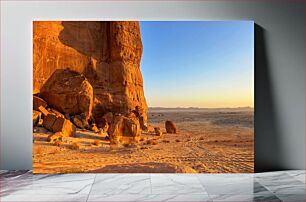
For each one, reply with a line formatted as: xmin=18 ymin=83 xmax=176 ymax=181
xmin=165 ymin=120 xmax=177 ymax=134
xmin=40 ymin=69 xmax=93 ymax=118
xmin=43 ymin=113 xmax=58 ymax=130
xmin=108 ymin=114 xmax=141 ymax=144
xmin=52 ymin=116 xmax=76 ymax=137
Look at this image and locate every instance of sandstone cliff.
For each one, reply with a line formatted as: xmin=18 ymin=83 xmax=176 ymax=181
xmin=33 ymin=21 xmax=147 ymax=122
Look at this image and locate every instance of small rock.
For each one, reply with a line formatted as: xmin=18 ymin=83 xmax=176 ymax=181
xmin=33 ymin=110 xmax=41 ymax=126
xmin=139 ymin=115 xmax=148 ymax=131
xmin=52 ymin=117 xmax=76 ymax=137
xmin=165 ymin=120 xmax=177 ymax=134
xmin=91 ymin=123 xmax=99 ymax=133
xmin=154 ymin=127 xmax=163 ymax=136
xmin=34 ymin=127 xmax=48 ymax=134
xmin=38 ymin=105 xmax=49 ymax=117
xmin=72 ymin=115 xmax=85 ymax=129
xmin=37 ymin=118 xmax=44 ymax=127
xmin=96 ymin=117 xmax=109 ymax=133
xmin=47 ymin=132 xmax=63 ymax=143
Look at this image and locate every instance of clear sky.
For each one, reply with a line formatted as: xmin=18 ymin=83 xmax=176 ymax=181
xmin=139 ymin=21 xmax=254 ymax=108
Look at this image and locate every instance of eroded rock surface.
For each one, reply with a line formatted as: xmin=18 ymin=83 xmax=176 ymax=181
xmin=43 ymin=113 xmax=76 ymax=137
xmin=33 ymin=96 xmax=47 ymax=111
xmin=108 ymin=114 xmax=141 ymax=144
xmin=33 ymin=21 xmax=147 ymax=124
xmin=40 ymin=69 xmax=94 ymax=118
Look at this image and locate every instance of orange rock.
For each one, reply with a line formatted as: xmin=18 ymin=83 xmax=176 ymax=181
xmin=108 ymin=114 xmax=141 ymax=144
xmin=165 ymin=120 xmax=177 ymax=134
xmin=33 ymin=21 xmax=147 ymax=126
xmin=43 ymin=113 xmax=57 ymax=131
xmin=154 ymin=127 xmax=163 ymax=136
xmin=47 ymin=132 xmax=63 ymax=143
xmin=49 ymin=108 xmax=65 ymax=118
xmin=38 ymin=105 xmax=49 ymax=117
xmin=138 ymin=115 xmax=148 ymax=131
xmin=52 ymin=116 xmax=76 ymax=137
xmin=33 ymin=96 xmax=47 ymax=110
xmin=40 ymin=69 xmax=93 ymax=118
xmin=43 ymin=113 xmax=76 ymax=137
xmin=90 ymin=123 xmax=99 ymax=133
xmin=33 ymin=110 xmax=41 ymax=126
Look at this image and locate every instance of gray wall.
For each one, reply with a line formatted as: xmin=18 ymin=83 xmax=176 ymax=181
xmin=1 ymin=0 xmax=304 ymax=171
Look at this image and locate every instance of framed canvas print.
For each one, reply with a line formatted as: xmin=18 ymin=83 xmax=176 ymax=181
xmin=32 ymin=21 xmax=254 ymax=173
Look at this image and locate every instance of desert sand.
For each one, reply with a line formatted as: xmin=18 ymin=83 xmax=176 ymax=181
xmin=33 ymin=107 xmax=254 ymax=173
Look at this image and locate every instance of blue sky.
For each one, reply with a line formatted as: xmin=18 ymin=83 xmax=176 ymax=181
xmin=139 ymin=21 xmax=254 ymax=108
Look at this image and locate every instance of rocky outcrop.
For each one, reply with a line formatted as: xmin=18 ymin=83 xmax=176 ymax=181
xmin=165 ymin=120 xmax=177 ymax=134
xmin=108 ymin=114 xmax=141 ymax=144
xmin=33 ymin=21 xmax=147 ymax=125
xmin=40 ymin=69 xmax=94 ymax=118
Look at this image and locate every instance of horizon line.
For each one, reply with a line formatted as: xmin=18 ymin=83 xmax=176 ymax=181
xmin=148 ymin=106 xmax=254 ymax=109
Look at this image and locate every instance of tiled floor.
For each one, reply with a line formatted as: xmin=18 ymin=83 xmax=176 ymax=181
xmin=0 ymin=170 xmax=305 ymax=202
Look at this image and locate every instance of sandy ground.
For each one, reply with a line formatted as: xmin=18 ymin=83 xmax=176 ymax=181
xmin=33 ymin=108 xmax=254 ymax=173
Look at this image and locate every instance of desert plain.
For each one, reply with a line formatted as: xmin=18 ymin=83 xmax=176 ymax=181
xmin=33 ymin=107 xmax=254 ymax=173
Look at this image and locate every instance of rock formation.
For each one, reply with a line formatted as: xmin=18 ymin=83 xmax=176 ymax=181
xmin=165 ymin=120 xmax=177 ymax=134
xmin=108 ymin=114 xmax=141 ymax=144
xmin=40 ymin=69 xmax=94 ymax=119
xmin=33 ymin=21 xmax=147 ymax=124
xmin=43 ymin=113 xmax=76 ymax=137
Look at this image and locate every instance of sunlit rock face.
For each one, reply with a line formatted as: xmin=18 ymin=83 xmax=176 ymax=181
xmin=33 ymin=21 xmax=147 ymax=123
